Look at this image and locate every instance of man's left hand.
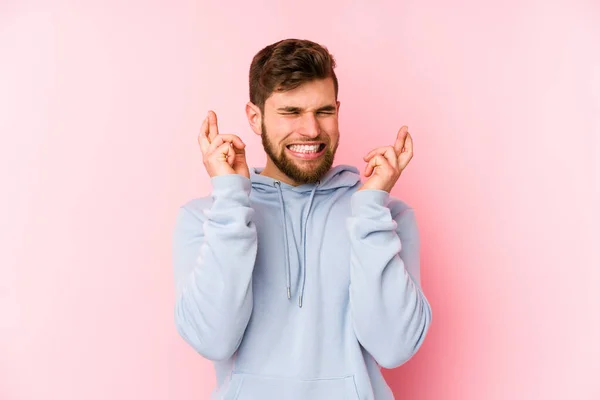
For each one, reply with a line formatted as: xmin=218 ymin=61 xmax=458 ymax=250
xmin=358 ymin=126 xmax=413 ymax=193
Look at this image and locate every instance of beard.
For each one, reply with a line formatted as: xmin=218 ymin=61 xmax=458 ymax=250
xmin=261 ymin=120 xmax=338 ymax=184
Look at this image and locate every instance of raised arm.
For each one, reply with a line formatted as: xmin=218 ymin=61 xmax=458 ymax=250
xmin=173 ymin=175 xmax=257 ymax=361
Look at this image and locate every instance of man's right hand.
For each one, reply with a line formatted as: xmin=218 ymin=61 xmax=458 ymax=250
xmin=198 ymin=110 xmax=250 ymax=179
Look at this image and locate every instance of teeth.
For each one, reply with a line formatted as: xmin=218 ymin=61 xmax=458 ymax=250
xmin=288 ymin=144 xmax=321 ymax=153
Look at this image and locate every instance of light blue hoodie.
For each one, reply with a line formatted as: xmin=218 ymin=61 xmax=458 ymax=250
xmin=172 ymin=164 xmax=432 ymax=400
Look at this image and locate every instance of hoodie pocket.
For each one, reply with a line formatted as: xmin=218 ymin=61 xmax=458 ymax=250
xmin=225 ymin=372 xmax=360 ymax=400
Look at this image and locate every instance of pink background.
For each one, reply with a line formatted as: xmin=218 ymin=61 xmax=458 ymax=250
xmin=2 ymin=0 xmax=599 ymax=399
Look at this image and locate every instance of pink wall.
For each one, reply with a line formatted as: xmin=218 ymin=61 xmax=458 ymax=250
xmin=2 ymin=1 xmax=599 ymax=399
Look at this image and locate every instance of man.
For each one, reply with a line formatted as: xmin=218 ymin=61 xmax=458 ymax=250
xmin=172 ymin=38 xmax=432 ymax=400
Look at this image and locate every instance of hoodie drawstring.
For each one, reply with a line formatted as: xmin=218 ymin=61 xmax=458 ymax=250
xmin=299 ymin=184 xmax=318 ymax=308
xmin=274 ymin=180 xmax=319 ymax=308
xmin=274 ymin=182 xmax=292 ymax=300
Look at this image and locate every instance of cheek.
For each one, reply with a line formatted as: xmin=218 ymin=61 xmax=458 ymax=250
xmin=321 ymin=119 xmax=340 ymax=137
xmin=269 ymin=118 xmax=294 ymax=133
xmin=264 ymin=122 xmax=289 ymax=143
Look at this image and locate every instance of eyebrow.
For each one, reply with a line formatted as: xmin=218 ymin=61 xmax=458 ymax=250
xmin=277 ymin=104 xmax=337 ymax=113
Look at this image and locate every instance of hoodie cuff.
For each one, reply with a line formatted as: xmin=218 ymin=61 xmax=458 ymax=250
xmin=351 ymin=189 xmax=392 ymax=220
xmin=210 ymin=174 xmax=252 ymax=200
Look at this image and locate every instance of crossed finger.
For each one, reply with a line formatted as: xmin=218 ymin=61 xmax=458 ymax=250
xmin=394 ymin=126 xmax=409 ymax=154
xmin=397 ymin=130 xmax=413 ymax=170
xmin=198 ymin=110 xmax=225 ymax=154
xmin=198 ymin=116 xmax=210 ymax=153
xmin=364 ymin=127 xmax=413 ymax=170
xmin=364 ymin=126 xmax=410 ymax=161
xmin=207 ymin=110 xmax=219 ymax=142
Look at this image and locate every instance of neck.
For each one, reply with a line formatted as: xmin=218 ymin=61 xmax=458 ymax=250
xmin=260 ymin=159 xmax=302 ymax=187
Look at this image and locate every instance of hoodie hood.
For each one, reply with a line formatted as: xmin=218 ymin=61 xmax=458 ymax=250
xmin=250 ymin=164 xmax=362 ymax=193
xmin=249 ymin=165 xmax=362 ymax=307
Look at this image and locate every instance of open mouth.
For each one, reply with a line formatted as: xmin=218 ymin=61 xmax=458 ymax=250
xmin=285 ymin=143 xmax=326 ymax=160
xmin=286 ymin=143 xmax=326 ymax=153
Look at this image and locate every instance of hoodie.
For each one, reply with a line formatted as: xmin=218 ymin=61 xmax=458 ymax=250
xmin=172 ymin=164 xmax=432 ymax=400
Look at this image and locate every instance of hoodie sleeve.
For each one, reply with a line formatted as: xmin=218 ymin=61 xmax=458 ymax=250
xmin=346 ymin=189 xmax=432 ymax=369
xmin=172 ymin=174 xmax=257 ymax=361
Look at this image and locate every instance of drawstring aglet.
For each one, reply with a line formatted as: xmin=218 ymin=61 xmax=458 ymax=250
xmin=298 ymin=295 xmax=303 ymax=308
xmin=287 ymin=287 xmax=291 ymax=299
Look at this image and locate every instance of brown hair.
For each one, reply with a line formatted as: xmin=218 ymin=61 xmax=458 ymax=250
xmin=249 ymin=38 xmax=338 ymax=114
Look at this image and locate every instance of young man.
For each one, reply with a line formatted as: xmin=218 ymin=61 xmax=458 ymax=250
xmin=172 ymin=38 xmax=432 ymax=400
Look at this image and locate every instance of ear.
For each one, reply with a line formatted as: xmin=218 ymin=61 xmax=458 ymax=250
xmin=336 ymin=100 xmax=341 ymax=114
xmin=246 ymin=102 xmax=263 ymax=136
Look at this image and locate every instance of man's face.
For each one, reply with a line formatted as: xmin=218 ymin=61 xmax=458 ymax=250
xmin=260 ymin=78 xmax=340 ymax=185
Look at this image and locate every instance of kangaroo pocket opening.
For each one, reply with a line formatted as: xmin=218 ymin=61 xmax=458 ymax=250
xmin=226 ymin=372 xmax=360 ymax=400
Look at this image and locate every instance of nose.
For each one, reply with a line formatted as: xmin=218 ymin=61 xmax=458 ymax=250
xmin=297 ymin=112 xmax=321 ymax=139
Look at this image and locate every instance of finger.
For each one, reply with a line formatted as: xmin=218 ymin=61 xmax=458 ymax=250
xmin=208 ymin=142 xmax=235 ymax=165
xmin=398 ymin=133 xmax=414 ymax=170
xmin=394 ymin=126 xmax=409 ymax=154
xmin=198 ymin=116 xmax=210 ymax=153
xmin=381 ymin=146 xmax=399 ymax=169
xmin=364 ymin=156 xmax=376 ymax=177
xmin=364 ymin=154 xmax=391 ymax=177
xmin=364 ymin=145 xmax=400 ymax=162
xmin=207 ymin=134 xmax=245 ymax=155
xmin=224 ymin=143 xmax=236 ymax=167
xmin=402 ymin=132 xmax=413 ymax=155
xmin=364 ymin=155 xmax=385 ymax=177
xmin=207 ymin=110 xmax=219 ymax=141
xmin=363 ymin=146 xmax=390 ymax=162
